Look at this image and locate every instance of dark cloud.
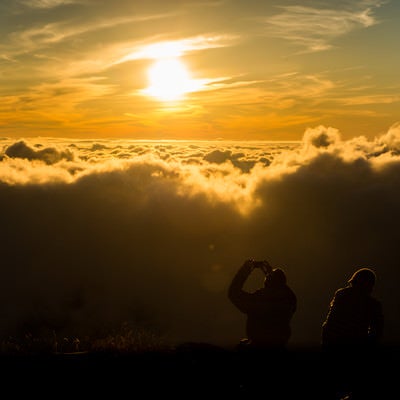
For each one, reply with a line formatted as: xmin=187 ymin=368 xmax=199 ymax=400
xmin=302 ymin=125 xmax=340 ymax=148
xmin=4 ymin=140 xmax=74 ymax=164
xmin=1 ymin=126 xmax=400 ymax=348
xmin=203 ymin=149 xmax=257 ymax=172
xmin=203 ymin=149 xmax=233 ymax=164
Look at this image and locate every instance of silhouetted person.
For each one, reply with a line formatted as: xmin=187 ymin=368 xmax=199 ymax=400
xmin=322 ymin=268 xmax=383 ymax=348
xmin=228 ymin=259 xmax=297 ymax=350
xmin=321 ymin=268 xmax=384 ymax=399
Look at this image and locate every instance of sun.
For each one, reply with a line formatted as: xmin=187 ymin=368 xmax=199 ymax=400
xmin=143 ymin=58 xmax=200 ymax=101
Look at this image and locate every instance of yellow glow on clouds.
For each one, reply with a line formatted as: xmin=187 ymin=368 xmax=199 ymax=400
xmin=1 ymin=123 xmax=400 ymax=214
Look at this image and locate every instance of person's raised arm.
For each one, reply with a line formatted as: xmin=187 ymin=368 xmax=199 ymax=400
xmin=228 ymin=259 xmax=255 ymax=312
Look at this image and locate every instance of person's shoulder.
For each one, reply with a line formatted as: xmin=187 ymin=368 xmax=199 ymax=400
xmin=334 ymin=286 xmax=348 ymax=296
xmin=332 ymin=286 xmax=352 ymax=301
xmin=284 ymin=284 xmax=297 ymax=298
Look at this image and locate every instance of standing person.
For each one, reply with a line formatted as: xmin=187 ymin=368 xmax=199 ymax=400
xmin=321 ymin=268 xmax=384 ymax=399
xmin=228 ymin=258 xmax=297 ymax=350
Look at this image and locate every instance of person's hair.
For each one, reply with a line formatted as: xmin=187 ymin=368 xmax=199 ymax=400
xmin=348 ymin=268 xmax=376 ymax=286
xmin=269 ymin=268 xmax=287 ymax=286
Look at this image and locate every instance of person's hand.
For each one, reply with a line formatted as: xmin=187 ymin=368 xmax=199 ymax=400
xmin=261 ymin=260 xmax=273 ymax=275
xmin=242 ymin=259 xmax=255 ymax=270
xmin=242 ymin=259 xmax=272 ymax=274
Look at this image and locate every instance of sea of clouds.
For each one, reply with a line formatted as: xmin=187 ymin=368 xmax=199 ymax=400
xmin=1 ymin=124 xmax=400 ymax=347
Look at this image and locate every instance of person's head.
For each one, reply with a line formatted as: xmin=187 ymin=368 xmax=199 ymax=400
xmin=348 ymin=268 xmax=376 ymax=294
xmin=264 ymin=268 xmax=287 ymax=287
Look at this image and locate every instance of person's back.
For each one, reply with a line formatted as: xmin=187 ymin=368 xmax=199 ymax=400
xmin=322 ymin=285 xmax=382 ymax=348
xmin=321 ymin=268 xmax=384 ymax=400
xmin=244 ymin=283 xmax=296 ymax=347
xmin=228 ymin=259 xmax=297 ymax=349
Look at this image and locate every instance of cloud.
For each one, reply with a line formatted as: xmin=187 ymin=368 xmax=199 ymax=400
xmin=1 ymin=125 xmax=400 ymax=347
xmin=264 ymin=72 xmax=335 ymax=104
xmin=4 ymin=140 xmax=74 ymax=164
xmin=302 ymin=125 xmax=341 ymax=148
xmin=342 ymin=94 xmax=400 ymax=105
xmin=376 ymin=122 xmax=400 ymax=153
xmin=0 ymin=78 xmax=116 ymax=129
xmin=19 ymin=0 xmax=80 ymax=8
xmin=3 ymin=13 xmax=177 ymax=60
xmin=114 ymin=35 xmax=240 ymax=65
xmin=263 ymin=4 xmax=380 ymax=52
xmin=202 ymin=148 xmax=266 ymax=172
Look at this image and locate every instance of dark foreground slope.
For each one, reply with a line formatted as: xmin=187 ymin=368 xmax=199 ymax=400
xmin=1 ymin=344 xmax=398 ymax=399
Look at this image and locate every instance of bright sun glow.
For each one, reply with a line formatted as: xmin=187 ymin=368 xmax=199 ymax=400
xmin=142 ymin=58 xmax=203 ymax=101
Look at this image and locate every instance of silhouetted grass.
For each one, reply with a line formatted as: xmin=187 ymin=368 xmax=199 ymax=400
xmin=0 ymin=321 xmax=168 ymax=356
xmin=0 ymin=325 xmax=397 ymax=399
xmin=88 ymin=322 xmax=169 ymax=355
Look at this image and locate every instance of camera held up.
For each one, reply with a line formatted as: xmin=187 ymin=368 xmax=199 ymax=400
xmin=252 ymin=260 xmax=273 ymax=275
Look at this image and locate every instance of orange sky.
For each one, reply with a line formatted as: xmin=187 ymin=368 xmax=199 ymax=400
xmin=0 ymin=0 xmax=399 ymax=140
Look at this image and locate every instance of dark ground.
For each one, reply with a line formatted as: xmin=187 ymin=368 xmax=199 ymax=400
xmin=1 ymin=344 xmax=398 ymax=398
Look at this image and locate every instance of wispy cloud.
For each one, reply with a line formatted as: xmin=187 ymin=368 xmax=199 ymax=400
xmin=262 ymin=4 xmax=380 ymax=52
xmin=19 ymin=0 xmax=81 ymax=8
xmin=199 ymin=72 xmax=335 ymax=108
xmin=264 ymin=72 xmax=336 ymax=102
xmin=0 ymin=77 xmax=116 ymax=128
xmin=2 ymin=12 xmax=179 ymax=59
xmin=342 ymin=94 xmax=400 ymax=105
xmin=115 ymin=35 xmax=240 ymax=64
